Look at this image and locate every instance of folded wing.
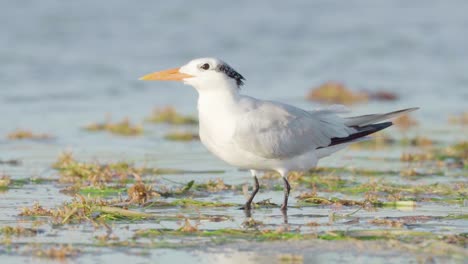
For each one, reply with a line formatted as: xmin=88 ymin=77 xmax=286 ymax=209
xmin=233 ymin=99 xmax=418 ymax=160
xmin=232 ymin=99 xmax=355 ymax=159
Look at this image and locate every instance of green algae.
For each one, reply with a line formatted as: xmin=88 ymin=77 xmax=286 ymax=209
xmin=144 ymin=198 xmax=235 ymax=208
xmin=298 ymin=174 xmax=349 ymax=191
xmin=19 ymin=196 xmax=156 ymax=224
xmin=401 ymin=141 xmax=467 ymax=166
xmin=132 ymin=227 xmax=459 ymax=244
xmin=309 ymin=178 xmax=467 ymax=198
xmin=142 ymin=168 xmax=225 ymax=175
xmin=317 ymin=231 xmax=348 ymax=241
xmin=96 ymin=206 xmax=155 ymax=221
xmin=0 ymin=177 xmax=48 ymax=191
xmin=303 ymin=229 xmax=437 ymax=242
xmin=311 ymin=167 xmax=397 ymax=176
xmin=444 ymin=214 xmax=468 ymax=220
xmin=345 ymin=229 xmax=435 ymax=241
xmin=52 ymin=152 xmax=224 ymax=186
xmin=52 ymin=153 xmax=142 ymax=185
xmin=134 ymin=228 xmax=310 ymax=241
xmin=79 ymin=186 xmax=127 ymax=197
xmin=191 ymin=179 xmax=233 ymax=192
xmin=297 ymin=195 xmax=416 ymax=208
xmin=0 ymin=175 xmax=11 ymax=190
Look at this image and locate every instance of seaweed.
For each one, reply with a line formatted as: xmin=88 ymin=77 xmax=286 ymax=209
xmin=146 ymin=107 xmax=198 ymax=125
xmin=127 ymin=180 xmax=160 ymax=204
xmin=448 ymin=112 xmax=468 ymax=125
xmin=53 ymin=152 xmax=142 ymax=185
xmin=296 ymin=194 xmax=416 ymax=208
xmin=0 ymin=226 xmax=40 ymax=237
xmin=35 ymin=245 xmax=79 ymax=259
xmin=84 ymin=117 xmax=143 ymax=136
xmin=6 ymin=129 xmax=53 ymax=140
xmin=20 ymin=195 xmax=155 ymax=224
xmin=394 ymin=114 xmax=418 ymax=131
xmin=133 ymin=228 xmax=310 ymax=241
xmin=0 ymin=175 xmax=11 ymax=190
xmin=164 ymin=132 xmax=199 ymax=141
xmin=79 ymin=186 xmax=128 ymax=197
xmin=166 ymin=198 xmax=235 ymax=208
xmin=306 ymin=82 xmax=368 ymax=104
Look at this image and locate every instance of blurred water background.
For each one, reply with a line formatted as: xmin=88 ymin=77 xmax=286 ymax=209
xmin=1 ymin=1 xmax=466 ymax=155
xmin=0 ymin=1 xmax=467 ymax=263
xmin=1 ymin=0 xmax=467 ymax=135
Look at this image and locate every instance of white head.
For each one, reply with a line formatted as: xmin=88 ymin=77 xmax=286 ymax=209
xmin=140 ymin=57 xmax=245 ymax=93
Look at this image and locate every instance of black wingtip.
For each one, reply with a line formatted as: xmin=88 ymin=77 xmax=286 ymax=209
xmin=323 ymin=122 xmax=393 ymax=148
xmin=365 ymin=121 xmax=393 ymax=131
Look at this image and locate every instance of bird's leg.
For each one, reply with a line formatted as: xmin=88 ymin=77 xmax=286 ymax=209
xmin=281 ymin=207 xmax=288 ymax=224
xmin=280 ymin=174 xmax=291 ymax=211
xmin=244 ymin=173 xmax=260 ymax=211
xmin=243 ymin=207 xmax=252 ymax=218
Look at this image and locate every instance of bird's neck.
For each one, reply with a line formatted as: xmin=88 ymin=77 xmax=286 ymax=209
xmin=196 ymin=84 xmax=241 ymax=122
xmin=196 ymin=84 xmax=242 ymax=143
xmin=197 ymin=89 xmax=239 ymax=111
xmin=195 ymin=78 xmax=240 ymax=107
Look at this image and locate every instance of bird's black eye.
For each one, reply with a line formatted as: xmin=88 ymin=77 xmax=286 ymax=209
xmin=200 ymin=63 xmax=210 ymax=70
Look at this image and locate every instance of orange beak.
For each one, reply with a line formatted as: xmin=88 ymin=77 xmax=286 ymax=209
xmin=139 ymin=67 xmax=193 ymax=81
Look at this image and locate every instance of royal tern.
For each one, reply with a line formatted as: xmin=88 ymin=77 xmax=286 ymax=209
xmin=140 ymin=57 xmax=418 ymax=211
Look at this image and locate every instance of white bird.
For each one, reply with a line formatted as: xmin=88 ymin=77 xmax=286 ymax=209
xmin=140 ymin=57 xmax=418 ymax=211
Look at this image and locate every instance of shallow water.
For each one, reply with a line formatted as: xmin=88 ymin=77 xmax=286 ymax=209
xmin=1 ymin=0 xmax=467 ymax=263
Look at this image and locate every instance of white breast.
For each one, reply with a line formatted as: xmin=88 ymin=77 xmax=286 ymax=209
xmin=198 ymin=97 xmax=238 ymax=161
xmin=196 ymin=91 xmax=321 ymax=172
xmin=197 ymin=91 xmax=259 ymax=168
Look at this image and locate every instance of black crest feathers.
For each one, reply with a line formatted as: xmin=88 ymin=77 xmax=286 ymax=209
xmin=217 ymin=63 xmax=245 ymax=87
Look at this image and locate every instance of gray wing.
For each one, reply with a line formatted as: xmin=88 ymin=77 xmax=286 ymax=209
xmin=232 ymin=98 xmax=355 ymax=159
xmin=343 ymin=107 xmax=419 ymax=126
